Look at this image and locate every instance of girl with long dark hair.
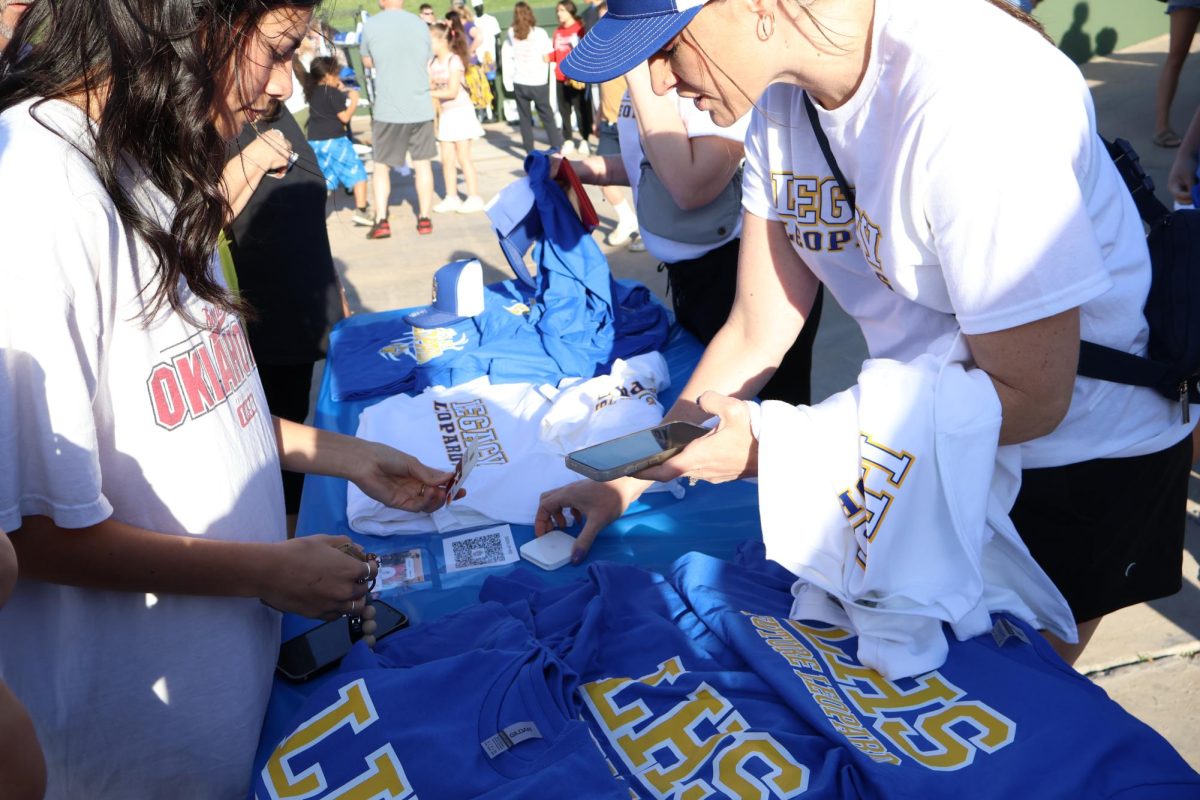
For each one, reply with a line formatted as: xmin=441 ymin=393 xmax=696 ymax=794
xmin=0 ymin=1 xmax=454 ymax=795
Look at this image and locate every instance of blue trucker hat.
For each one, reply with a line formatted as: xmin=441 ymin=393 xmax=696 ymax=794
xmin=403 ymin=259 xmax=485 ymax=328
xmin=485 ymin=176 xmax=542 ymax=288
xmin=560 ymin=0 xmax=707 ymax=84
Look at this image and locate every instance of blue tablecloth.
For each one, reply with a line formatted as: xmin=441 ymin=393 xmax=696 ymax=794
xmin=255 ymin=307 xmax=763 ymax=770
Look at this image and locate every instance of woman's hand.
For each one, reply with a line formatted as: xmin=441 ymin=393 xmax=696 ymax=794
xmin=261 ymin=535 xmax=377 ymax=620
xmin=534 ymin=476 xmax=645 ymax=563
xmin=241 ymin=128 xmax=293 ymax=179
xmin=349 ymin=442 xmax=458 ymax=513
xmin=637 ymin=392 xmax=758 ymax=485
xmin=1167 ymin=148 xmax=1198 ymax=205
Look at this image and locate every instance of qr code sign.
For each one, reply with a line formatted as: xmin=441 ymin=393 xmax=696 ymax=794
xmin=443 ymin=525 xmax=518 ymax=573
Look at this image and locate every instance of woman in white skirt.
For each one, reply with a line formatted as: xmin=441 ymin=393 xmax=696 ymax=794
xmin=430 ymin=20 xmax=486 ymax=213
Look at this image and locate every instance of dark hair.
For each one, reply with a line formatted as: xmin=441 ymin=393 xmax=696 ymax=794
xmin=0 ymin=0 xmax=316 ymax=324
xmin=419 ymin=3 xmax=433 ymax=10
xmin=557 ymin=0 xmax=579 ymax=24
xmin=435 ymin=17 xmax=470 ymax=65
xmin=512 ymin=1 xmax=537 ymax=40
xmin=304 ymin=54 xmax=339 ymax=102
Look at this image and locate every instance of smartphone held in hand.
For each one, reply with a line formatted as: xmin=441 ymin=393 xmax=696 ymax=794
xmin=276 ymin=599 xmax=409 ymax=682
xmin=565 ymin=421 xmax=711 ymax=482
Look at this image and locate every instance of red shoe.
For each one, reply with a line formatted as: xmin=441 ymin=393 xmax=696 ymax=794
xmin=416 ymin=216 xmax=433 ymax=235
xmin=366 ymin=219 xmax=391 ymax=239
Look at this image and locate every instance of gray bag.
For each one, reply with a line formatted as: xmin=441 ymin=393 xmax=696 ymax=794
xmin=636 ymin=157 xmax=742 ymax=246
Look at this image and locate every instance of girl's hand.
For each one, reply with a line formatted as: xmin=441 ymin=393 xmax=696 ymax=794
xmin=241 ymin=129 xmax=293 ymax=178
xmin=349 ymin=442 xmax=458 ymax=514
xmin=636 ymin=392 xmax=758 ymax=485
xmin=260 ymin=535 xmax=377 ymax=620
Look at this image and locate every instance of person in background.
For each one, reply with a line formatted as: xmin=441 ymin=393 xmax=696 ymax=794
xmin=591 ymin=0 xmax=639 ymax=249
xmin=564 ymin=61 xmax=821 ymax=406
xmin=1154 ymin=0 xmax=1200 ymax=148
xmin=361 ymin=0 xmax=437 ymax=238
xmin=419 ymin=2 xmax=435 ymax=25
xmin=502 ymin=1 xmax=563 ymax=153
xmin=550 ymin=0 xmax=590 ymax=155
xmin=429 ymin=20 xmax=486 ymax=213
xmin=0 ymin=1 xmax=456 ymax=795
xmin=0 ymin=528 xmax=45 ymax=800
xmin=226 ymin=97 xmax=355 ymax=535
xmin=304 ymin=55 xmax=372 ymax=226
xmin=450 ymin=0 xmax=483 ymax=60
xmin=473 ymin=0 xmax=502 ymax=120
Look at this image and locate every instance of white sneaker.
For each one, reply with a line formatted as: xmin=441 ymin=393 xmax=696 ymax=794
xmin=457 ymin=195 xmax=486 ymax=213
xmin=561 ymin=140 xmax=577 ymax=157
xmin=577 ymin=140 xmax=591 ymax=157
xmin=629 ymin=233 xmax=647 ymax=253
xmin=432 ymin=195 xmax=463 ymax=213
xmin=608 ymin=219 xmax=637 ymax=247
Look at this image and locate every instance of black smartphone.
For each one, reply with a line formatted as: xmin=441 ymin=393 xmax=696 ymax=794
xmin=565 ymin=421 xmax=712 ymax=482
xmin=276 ymin=600 xmax=410 ymax=682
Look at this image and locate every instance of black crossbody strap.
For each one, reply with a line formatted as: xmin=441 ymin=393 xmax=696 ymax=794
xmin=803 ymin=92 xmax=855 ymax=209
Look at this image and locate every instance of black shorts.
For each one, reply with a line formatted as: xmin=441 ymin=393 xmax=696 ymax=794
xmin=1009 ymin=432 xmax=1192 ymax=622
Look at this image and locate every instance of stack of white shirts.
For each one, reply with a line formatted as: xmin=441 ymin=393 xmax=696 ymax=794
xmin=347 ymin=353 xmax=678 ymax=534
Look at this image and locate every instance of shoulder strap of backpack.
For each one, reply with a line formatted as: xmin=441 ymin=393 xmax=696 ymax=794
xmin=803 ymin=92 xmax=855 ymax=209
xmin=1077 ymin=340 xmax=1173 ymax=390
xmin=1102 ymin=136 xmax=1171 ymax=227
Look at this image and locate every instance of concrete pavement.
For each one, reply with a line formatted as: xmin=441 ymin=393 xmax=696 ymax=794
xmin=321 ymin=33 xmax=1200 ymax=768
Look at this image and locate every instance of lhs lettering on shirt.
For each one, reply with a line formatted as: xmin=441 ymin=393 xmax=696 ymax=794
xmin=581 ymin=657 xmax=810 ymax=799
xmin=260 ymin=678 xmax=418 ymax=800
xmin=837 ymin=434 xmax=915 ymax=569
xmin=144 ymin=307 xmax=258 ymax=431
xmin=744 ymin=614 xmax=1016 ymax=772
xmin=433 ymin=399 xmax=508 ymax=465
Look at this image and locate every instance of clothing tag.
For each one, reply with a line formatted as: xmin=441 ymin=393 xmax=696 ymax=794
xmin=991 ymin=617 xmax=1031 ymax=648
xmin=481 ymin=721 xmax=543 ymax=759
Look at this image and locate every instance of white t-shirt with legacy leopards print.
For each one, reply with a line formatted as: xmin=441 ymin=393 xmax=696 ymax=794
xmin=741 ymin=0 xmax=1190 ymax=467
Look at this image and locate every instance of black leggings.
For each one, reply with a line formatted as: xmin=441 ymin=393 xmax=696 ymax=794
xmin=513 ymin=82 xmax=563 ymax=152
xmin=556 ymin=80 xmax=590 ymax=142
xmin=665 ymin=237 xmax=823 ymax=405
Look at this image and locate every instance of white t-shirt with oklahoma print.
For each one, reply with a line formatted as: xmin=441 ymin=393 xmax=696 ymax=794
xmin=0 ymin=99 xmax=285 ymax=799
xmin=741 ymin=0 xmax=1191 ymax=468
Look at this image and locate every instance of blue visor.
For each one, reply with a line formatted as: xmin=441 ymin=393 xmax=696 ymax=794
xmin=561 ymin=0 xmax=705 ymax=84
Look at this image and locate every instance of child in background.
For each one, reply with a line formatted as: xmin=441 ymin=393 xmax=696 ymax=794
xmin=429 ymin=20 xmax=486 ymax=214
xmin=305 ymin=56 xmax=372 ymax=226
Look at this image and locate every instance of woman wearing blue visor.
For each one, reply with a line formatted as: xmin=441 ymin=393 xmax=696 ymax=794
xmin=535 ymin=0 xmax=1194 ymax=665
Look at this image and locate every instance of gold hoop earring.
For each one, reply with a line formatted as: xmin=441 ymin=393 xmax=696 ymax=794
xmin=757 ymin=14 xmax=775 ymax=41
